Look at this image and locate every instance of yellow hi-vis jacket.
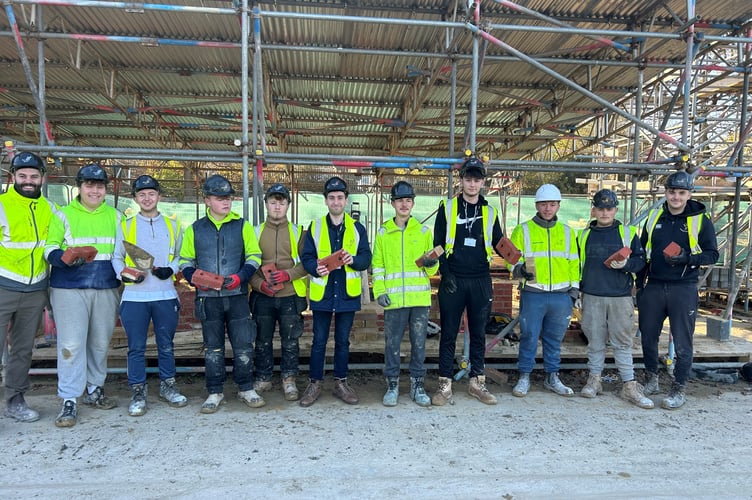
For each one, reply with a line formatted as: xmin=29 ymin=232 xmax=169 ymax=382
xmin=442 ymin=196 xmax=497 ymax=262
xmin=644 ymin=207 xmax=703 ymax=260
xmin=308 ymin=213 xmax=360 ymax=301
xmin=372 ymin=217 xmax=438 ymax=309
xmin=254 ymin=221 xmax=308 ymax=298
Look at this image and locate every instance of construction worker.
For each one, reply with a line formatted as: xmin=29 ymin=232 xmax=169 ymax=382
xmin=45 ymin=164 xmax=121 ymax=428
xmin=509 ymin=183 xmax=580 ymax=398
xmin=250 ymin=183 xmax=308 ymax=402
xmin=372 ymin=181 xmax=438 ymax=407
xmin=112 ymin=175 xmax=187 ymax=417
xmin=432 ymin=158 xmax=504 ymax=406
xmin=299 ymin=176 xmax=371 ymax=407
xmin=578 ymin=189 xmax=653 ymax=408
xmin=0 ymin=152 xmax=56 ymax=422
xmin=637 ymin=171 xmax=718 ymax=410
xmin=179 ymin=174 xmax=263 ymax=414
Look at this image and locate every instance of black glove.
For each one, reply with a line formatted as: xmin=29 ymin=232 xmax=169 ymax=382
xmin=441 ymin=273 xmax=457 ymax=294
xmin=665 ymin=248 xmax=689 ymax=266
xmin=121 ymin=274 xmax=145 ymax=284
xmin=512 ymin=263 xmax=534 ymax=281
xmin=377 ymin=294 xmax=391 ymax=307
xmin=152 ymin=267 xmax=174 ymax=280
xmin=421 ymin=257 xmax=438 ymax=268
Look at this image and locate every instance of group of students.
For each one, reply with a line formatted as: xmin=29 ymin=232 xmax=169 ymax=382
xmin=1 ymin=153 xmax=718 ymax=428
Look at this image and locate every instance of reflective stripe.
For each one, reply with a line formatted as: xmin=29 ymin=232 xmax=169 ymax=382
xmin=519 ymin=221 xmax=578 ymax=291
xmin=309 ymin=214 xmax=361 ymax=301
xmin=2 ymin=241 xmax=43 ymax=249
xmin=644 ymin=208 xmax=703 ymax=259
xmin=579 ymin=224 xmax=636 ymax=273
xmin=386 ymin=284 xmax=431 ymax=294
xmin=68 ymin=236 xmax=116 ymax=245
xmin=443 ymin=197 xmax=496 ymax=262
xmin=383 ymin=271 xmax=425 ymax=280
xmin=0 ymin=267 xmax=47 ymax=284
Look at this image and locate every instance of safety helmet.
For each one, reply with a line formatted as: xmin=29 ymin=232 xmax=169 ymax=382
xmin=324 ymin=176 xmax=348 ymax=196
xmin=76 ymin=164 xmax=108 ymax=185
xmin=10 ymin=152 xmax=46 ymax=174
xmin=535 ymin=183 xmax=561 ymax=202
xmin=265 ymin=182 xmax=291 ymax=202
xmin=131 ymin=175 xmax=161 ymax=196
xmin=592 ymin=189 xmax=618 ymax=209
xmin=202 ymin=174 xmax=235 ymax=197
xmin=390 ymin=181 xmax=415 ymax=200
xmin=665 ymin=171 xmax=694 ymax=191
xmin=459 ymin=158 xmax=486 ymax=178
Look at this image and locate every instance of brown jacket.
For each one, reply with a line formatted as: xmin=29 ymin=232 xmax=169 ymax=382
xmin=250 ymin=219 xmax=308 ymax=297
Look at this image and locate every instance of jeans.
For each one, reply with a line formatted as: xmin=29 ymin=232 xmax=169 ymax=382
xmin=638 ymin=281 xmax=698 ymax=386
xmin=517 ymin=291 xmax=572 ymax=374
xmin=309 ymin=310 xmax=354 ymax=380
xmin=383 ymin=307 xmax=429 ymax=379
xmin=120 ymin=299 xmax=180 ymax=385
xmin=196 ymin=295 xmax=256 ymax=394
xmin=581 ymin=294 xmax=636 ymax=381
xmin=252 ymin=294 xmax=306 ymax=380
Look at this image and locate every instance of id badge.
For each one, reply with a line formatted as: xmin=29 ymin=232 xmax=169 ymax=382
xmin=463 ymin=237 xmax=477 ymax=247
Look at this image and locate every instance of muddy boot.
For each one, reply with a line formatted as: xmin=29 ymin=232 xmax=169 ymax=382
xmin=621 ymin=380 xmax=655 ymax=409
xmin=159 ymin=378 xmax=188 ymax=408
xmin=282 ymin=376 xmax=299 ymax=401
xmin=580 ymin=373 xmax=603 ymax=398
xmin=299 ymin=380 xmax=322 ymax=408
xmin=128 ymin=383 xmax=147 ymax=417
xmin=333 ymin=378 xmax=359 ymax=405
xmin=643 ymin=372 xmax=660 ymax=395
xmin=54 ymin=400 xmax=77 ymax=428
xmin=82 ymin=386 xmax=118 ymax=410
xmin=512 ymin=372 xmax=531 ymax=397
xmin=544 ymin=372 xmax=574 ymax=396
xmin=468 ymin=375 xmax=498 ymax=405
xmin=409 ymin=377 xmax=431 ymax=407
xmin=382 ymin=377 xmax=399 ymax=407
xmin=253 ymin=380 xmax=273 ymax=393
xmin=431 ymin=376 xmax=454 ymax=406
xmin=4 ymin=393 xmax=40 ymax=423
xmin=200 ymin=393 xmax=225 ymax=414
xmin=238 ymin=389 xmax=266 ymax=408
xmin=661 ymin=383 xmax=686 ymax=410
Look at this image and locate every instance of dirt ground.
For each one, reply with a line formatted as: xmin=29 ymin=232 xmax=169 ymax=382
xmin=2 ymin=368 xmax=752 ymax=499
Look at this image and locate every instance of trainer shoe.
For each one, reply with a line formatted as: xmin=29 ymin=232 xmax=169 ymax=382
xmin=55 ymin=400 xmax=77 ymax=428
xmin=200 ymin=393 xmax=224 ymax=414
xmin=82 ymin=386 xmax=117 ymax=409
xmin=4 ymin=393 xmax=40 ymax=423
xmin=159 ymin=378 xmax=188 ymax=408
xmin=238 ymin=389 xmax=266 ymax=408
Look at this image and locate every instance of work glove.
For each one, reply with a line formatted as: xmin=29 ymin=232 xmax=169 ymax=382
xmin=665 ymin=248 xmax=689 ymax=266
xmin=421 ymin=257 xmax=438 ymax=268
xmin=151 ymin=267 xmax=174 ymax=280
xmin=270 ymin=270 xmax=291 ymax=284
xmin=569 ymin=288 xmax=581 ymax=309
xmin=121 ymin=274 xmax=145 ymax=284
xmin=441 ymin=273 xmax=457 ymax=294
xmin=377 ymin=294 xmax=391 ymax=307
xmin=68 ymin=257 xmax=87 ymax=267
xmin=223 ymin=274 xmax=242 ymax=290
xmin=512 ymin=263 xmax=534 ymax=281
xmin=610 ymin=259 xmax=627 ymax=269
xmin=259 ymin=281 xmax=277 ymax=297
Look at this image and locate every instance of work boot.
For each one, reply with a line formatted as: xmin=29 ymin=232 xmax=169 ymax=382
xmin=82 ymin=386 xmax=117 ymax=409
xmin=4 ymin=393 xmax=40 ymax=423
xmin=431 ymin=376 xmax=454 ymax=406
xmin=382 ymin=377 xmax=399 ymax=407
xmin=253 ymin=380 xmax=273 ymax=393
xmin=468 ymin=375 xmax=498 ymax=405
xmin=159 ymin=378 xmax=188 ymax=408
xmin=580 ymin=373 xmax=603 ymax=398
xmin=282 ymin=376 xmax=299 ymax=401
xmin=621 ymin=380 xmax=655 ymax=409
xmin=128 ymin=383 xmax=147 ymax=417
xmin=643 ymin=372 xmax=660 ymax=395
xmin=409 ymin=377 xmax=431 ymax=407
xmin=332 ymin=378 xmax=359 ymax=405
xmin=512 ymin=373 xmax=531 ymax=397
xmin=544 ymin=372 xmax=574 ymax=396
xmin=54 ymin=400 xmax=77 ymax=428
xmin=299 ymin=380 xmax=322 ymax=407
xmin=200 ymin=393 xmax=225 ymax=414
xmin=661 ymin=383 xmax=686 ymax=410
xmin=238 ymin=389 xmax=266 ymax=408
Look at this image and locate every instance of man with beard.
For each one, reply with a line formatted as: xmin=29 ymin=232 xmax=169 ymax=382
xmin=0 ymin=152 xmax=56 ymax=422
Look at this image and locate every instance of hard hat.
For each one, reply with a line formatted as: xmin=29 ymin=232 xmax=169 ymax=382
xmin=459 ymin=158 xmax=486 ymax=178
xmin=131 ymin=174 xmax=161 ymax=196
xmin=10 ymin=152 xmax=46 ymax=174
xmin=323 ymin=176 xmax=348 ymax=196
xmin=202 ymin=174 xmax=235 ymax=197
xmin=535 ymin=183 xmax=561 ymax=202
xmin=592 ymin=189 xmax=618 ymax=208
xmin=390 ymin=180 xmax=415 ymax=200
xmin=665 ymin=171 xmax=694 ymax=191
xmin=76 ymin=164 xmax=108 ymax=185
xmin=265 ymin=182 xmax=291 ymax=202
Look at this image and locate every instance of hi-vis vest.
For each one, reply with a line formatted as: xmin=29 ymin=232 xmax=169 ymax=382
xmin=254 ymin=222 xmax=307 ymax=297
xmin=309 ymin=214 xmax=361 ymax=301
xmin=442 ymin=197 xmax=496 ymax=262
xmin=644 ymin=208 xmax=703 ymax=261
xmin=513 ymin=221 xmax=580 ymax=292
xmin=122 ymin=215 xmax=179 ymax=284
xmin=578 ymin=224 xmax=636 ymax=272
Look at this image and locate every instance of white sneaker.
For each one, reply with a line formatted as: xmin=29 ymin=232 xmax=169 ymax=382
xmin=200 ymin=393 xmax=225 ymax=414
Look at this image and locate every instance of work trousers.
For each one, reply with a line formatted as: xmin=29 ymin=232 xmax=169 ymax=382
xmin=309 ymin=310 xmax=354 ymax=381
xmin=0 ymin=288 xmax=48 ymax=400
xmin=251 ymin=294 xmax=306 ymax=381
xmin=120 ymin=299 xmax=180 ymax=385
xmin=437 ymin=274 xmax=492 ymax=378
xmin=581 ymin=294 xmax=637 ymax=381
xmin=518 ymin=290 xmax=572 ymax=374
xmin=383 ymin=306 xmax=429 ymax=379
xmin=50 ymin=287 xmax=119 ymax=399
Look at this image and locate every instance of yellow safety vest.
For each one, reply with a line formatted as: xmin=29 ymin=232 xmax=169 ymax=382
xmin=510 ymin=220 xmax=580 ymax=292
xmin=578 ymin=224 xmax=636 ymax=272
xmin=442 ymin=197 xmax=496 ymax=262
xmin=644 ymin=208 xmax=703 ymax=260
xmin=308 ymin=214 xmax=361 ymax=301
xmin=122 ymin=214 xmax=179 ymax=284
xmin=254 ymin=221 xmax=308 ymax=297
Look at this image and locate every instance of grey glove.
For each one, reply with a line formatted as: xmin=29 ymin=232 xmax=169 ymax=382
xmin=441 ymin=273 xmax=457 ymax=294
xmin=610 ymin=259 xmax=627 ymax=269
xmin=377 ymin=294 xmax=391 ymax=307
xmin=568 ymin=288 xmax=580 ymax=307
xmin=512 ymin=263 xmax=534 ymax=281
xmin=421 ymin=257 xmax=438 ymax=268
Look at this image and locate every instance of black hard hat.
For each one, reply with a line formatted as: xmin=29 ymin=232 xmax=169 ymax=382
xmin=10 ymin=152 xmax=46 ymax=174
xmin=76 ymin=164 xmax=108 ymax=185
xmin=390 ymin=180 xmax=415 ymax=200
xmin=592 ymin=189 xmax=618 ymax=208
xmin=265 ymin=182 xmax=291 ymax=202
xmin=665 ymin=171 xmax=694 ymax=191
xmin=324 ymin=176 xmax=348 ymax=196
xmin=202 ymin=174 xmax=235 ymax=197
xmin=459 ymin=158 xmax=486 ymax=178
xmin=132 ymin=175 xmax=161 ymax=196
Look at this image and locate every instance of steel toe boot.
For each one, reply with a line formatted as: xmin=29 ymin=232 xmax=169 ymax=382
xmin=282 ymin=376 xmax=299 ymax=401
xmin=253 ymin=380 xmax=273 ymax=393
xmin=643 ymin=372 xmax=660 ymax=395
xmin=238 ymin=389 xmax=266 ymax=408
xmin=431 ymin=376 xmax=454 ymax=406
xmin=468 ymin=375 xmax=498 ymax=405
xmin=333 ymin=378 xmax=359 ymax=404
xmin=580 ymin=373 xmax=603 ymax=398
xmin=409 ymin=377 xmax=431 ymax=407
xmin=544 ymin=372 xmax=574 ymax=396
xmin=512 ymin=372 xmax=531 ymax=397
xmin=4 ymin=393 xmax=40 ymax=422
xmin=159 ymin=378 xmax=188 ymax=407
xmin=128 ymin=383 xmax=147 ymax=417
xmin=55 ymin=400 xmax=77 ymax=428
xmin=82 ymin=386 xmax=117 ymax=409
xmin=299 ymin=380 xmax=322 ymax=407
xmin=661 ymin=383 xmax=686 ymax=410
xmin=621 ymin=380 xmax=655 ymax=409
xmin=200 ymin=393 xmax=225 ymax=414
xmin=382 ymin=377 xmax=399 ymax=407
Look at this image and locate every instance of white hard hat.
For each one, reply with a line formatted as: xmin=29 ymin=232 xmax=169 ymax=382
xmin=535 ymin=184 xmax=562 ymax=202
